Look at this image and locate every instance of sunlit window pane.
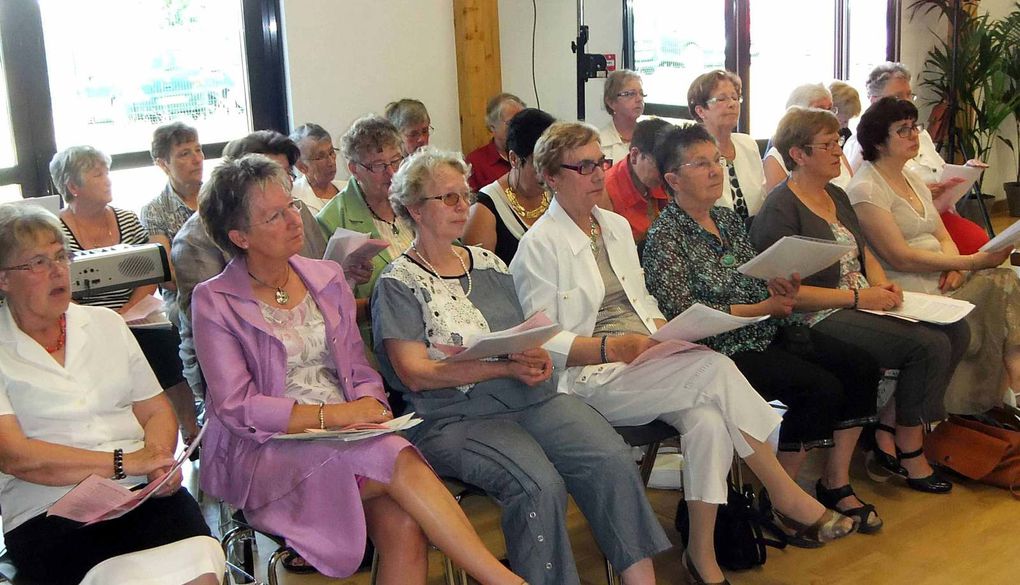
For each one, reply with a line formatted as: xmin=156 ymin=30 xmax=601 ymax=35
xmin=39 ymin=0 xmax=251 ymax=154
xmin=632 ymin=0 xmax=726 ymax=110
xmin=749 ymin=1 xmax=836 ymax=138
xmin=111 ymin=158 xmax=223 ymax=216
xmin=0 ymin=184 xmax=23 ymax=203
xmin=0 ymin=30 xmax=16 ymax=169
xmin=848 ymin=0 xmax=890 ymax=104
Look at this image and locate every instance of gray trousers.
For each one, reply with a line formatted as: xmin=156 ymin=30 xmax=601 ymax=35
xmin=812 ymin=309 xmax=970 ymax=425
xmin=415 ymin=394 xmax=671 ymax=585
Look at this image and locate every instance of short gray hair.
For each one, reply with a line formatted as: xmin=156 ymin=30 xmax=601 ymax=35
xmin=384 ymin=99 xmax=430 ymax=131
xmin=485 ymin=93 xmax=526 ymax=129
xmin=786 ymin=83 xmax=831 ymax=109
xmin=290 ymin=123 xmax=333 ymax=153
xmin=49 ymin=146 xmax=112 ymax=203
xmin=866 ymin=62 xmax=911 ymax=98
xmin=198 ymin=154 xmax=292 ymax=258
xmin=0 ymin=204 xmax=66 ymax=299
xmin=389 ymin=146 xmax=470 ymax=227
xmin=340 ymin=115 xmax=402 ymax=163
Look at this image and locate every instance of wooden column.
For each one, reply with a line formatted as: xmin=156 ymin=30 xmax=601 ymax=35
xmin=453 ymin=0 xmax=502 ymax=155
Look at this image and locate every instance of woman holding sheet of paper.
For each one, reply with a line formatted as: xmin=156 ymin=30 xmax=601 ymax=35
xmin=0 ymin=205 xmax=223 ymax=585
xmin=643 ymin=124 xmax=883 ymax=533
xmin=511 ymin=122 xmax=854 ymax=585
xmin=373 ymin=147 xmax=669 ymax=585
xmin=191 ymin=155 xmax=525 ymax=585
xmin=750 ymin=106 xmax=968 ymax=495
xmin=847 ymin=96 xmax=1020 ymax=415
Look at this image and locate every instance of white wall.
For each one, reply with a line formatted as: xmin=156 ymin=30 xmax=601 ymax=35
xmin=281 ymin=0 xmax=462 ymax=178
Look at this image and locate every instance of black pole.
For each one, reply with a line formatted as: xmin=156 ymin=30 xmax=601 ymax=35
xmin=576 ymin=25 xmax=589 ymax=120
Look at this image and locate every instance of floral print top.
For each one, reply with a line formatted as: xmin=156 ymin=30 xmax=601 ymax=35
xmin=787 ymin=222 xmax=870 ymax=328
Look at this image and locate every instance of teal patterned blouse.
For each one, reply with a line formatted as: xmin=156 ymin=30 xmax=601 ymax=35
xmin=643 ymin=202 xmax=776 ymax=355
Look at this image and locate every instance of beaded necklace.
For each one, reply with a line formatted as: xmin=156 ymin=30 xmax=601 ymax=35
xmin=412 ymin=243 xmax=473 ymax=298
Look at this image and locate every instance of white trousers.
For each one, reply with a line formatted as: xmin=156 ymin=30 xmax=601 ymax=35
xmin=78 ymin=536 xmax=225 ymax=585
xmin=573 ymin=348 xmax=781 ymax=504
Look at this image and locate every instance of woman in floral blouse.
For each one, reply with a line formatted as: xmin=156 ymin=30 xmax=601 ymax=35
xmin=644 ymin=123 xmax=883 ymax=534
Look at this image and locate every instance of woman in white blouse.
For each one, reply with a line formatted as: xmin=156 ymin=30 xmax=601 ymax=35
xmin=847 ymin=96 xmax=1019 ymax=414
xmin=600 ymin=69 xmax=646 ymax=163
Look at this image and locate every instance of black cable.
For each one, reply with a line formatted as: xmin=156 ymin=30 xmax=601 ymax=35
xmin=531 ymin=0 xmax=541 ymax=109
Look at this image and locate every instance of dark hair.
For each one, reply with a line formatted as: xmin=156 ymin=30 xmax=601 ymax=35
xmin=150 ymin=121 xmax=199 ymax=162
xmin=223 ymin=130 xmax=300 ymax=167
xmin=652 ymin=124 xmax=716 ymax=196
xmin=199 ymin=154 xmax=291 ymax=258
xmin=631 ymin=118 xmax=673 ymax=155
xmin=857 ymin=96 xmax=919 ymax=162
xmin=506 ymin=108 xmax=556 ymax=160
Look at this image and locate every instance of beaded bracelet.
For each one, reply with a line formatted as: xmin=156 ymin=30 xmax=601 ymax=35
xmin=318 ymin=401 xmax=326 ymax=430
xmin=112 ymin=448 xmax=126 ymax=480
xmin=599 ymin=335 xmax=609 ymax=364
xmin=852 ymin=288 xmax=860 ymax=309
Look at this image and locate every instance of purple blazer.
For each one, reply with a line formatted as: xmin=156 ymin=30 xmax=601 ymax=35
xmin=192 ymin=255 xmax=402 ymax=575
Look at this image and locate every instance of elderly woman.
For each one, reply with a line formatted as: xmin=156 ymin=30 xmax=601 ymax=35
xmin=290 ymin=123 xmax=344 ymax=213
xmin=373 ymin=146 xmax=669 ymax=585
xmin=512 ymin=122 xmax=854 ymax=585
xmin=385 ymin=98 xmax=433 ymax=155
xmin=750 ymin=106 xmax=969 ymax=495
xmin=688 ymin=70 xmax=765 ymax=222
xmin=829 ymin=81 xmax=862 ymax=145
xmin=847 ymin=97 xmax=1019 ymax=414
xmin=466 ymin=93 xmax=527 ymax=191
xmin=600 ymin=69 xmax=646 ymax=163
xmin=0 ymin=205 xmax=223 ymax=585
xmin=191 ymin=154 xmax=524 ymax=585
xmin=763 ymin=84 xmax=854 ymax=193
xmin=643 ymin=124 xmax=882 ymax=533
xmin=463 ymin=108 xmax=555 ymax=264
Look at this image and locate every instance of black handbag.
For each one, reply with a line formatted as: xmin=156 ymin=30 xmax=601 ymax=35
xmin=675 ymin=476 xmax=785 ymax=571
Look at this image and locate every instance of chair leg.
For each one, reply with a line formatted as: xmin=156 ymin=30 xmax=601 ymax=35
xmin=222 ymin=526 xmax=256 ymax=585
xmin=267 ymin=548 xmax=288 ymax=585
xmin=443 ymin=554 xmax=457 ymax=585
xmin=638 ymin=441 xmax=662 ymax=486
xmin=458 ymin=566 xmax=469 ymax=585
xmin=369 ymin=548 xmax=380 ymax=585
xmin=605 ymin=557 xmax=620 ymax=585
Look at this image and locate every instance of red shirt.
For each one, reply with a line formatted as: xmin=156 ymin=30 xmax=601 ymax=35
xmin=604 ymin=158 xmax=669 ymax=243
xmin=465 ymin=140 xmax=511 ymax=191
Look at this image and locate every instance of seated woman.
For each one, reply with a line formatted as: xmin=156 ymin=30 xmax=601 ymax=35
xmin=750 ymin=106 xmax=969 ymax=495
xmin=385 ymin=98 xmax=433 ymax=155
xmin=688 ymin=70 xmax=765 ymax=221
xmin=511 ymin=122 xmax=854 ymax=585
xmin=847 ymin=96 xmax=1018 ymax=414
xmin=463 ymin=108 xmax=555 ymax=264
xmin=644 ymin=124 xmax=882 ymax=533
xmin=0 ymin=205 xmax=223 ymax=585
xmin=191 ymin=154 xmax=524 ymax=585
xmin=373 ymin=146 xmax=670 ymax=585
xmin=49 ymin=145 xmax=197 ymax=451
xmin=829 ymin=81 xmax=862 ymax=147
xmin=600 ymin=69 xmax=646 ymax=163
xmin=290 ymin=123 xmax=345 ymax=213
xmin=763 ymin=84 xmax=854 ymax=193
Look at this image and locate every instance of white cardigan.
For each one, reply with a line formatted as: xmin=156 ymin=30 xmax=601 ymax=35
xmin=716 ymin=132 xmax=767 ymax=216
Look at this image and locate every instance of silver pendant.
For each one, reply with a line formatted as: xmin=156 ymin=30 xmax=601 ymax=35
xmin=275 ymin=288 xmax=290 ymax=305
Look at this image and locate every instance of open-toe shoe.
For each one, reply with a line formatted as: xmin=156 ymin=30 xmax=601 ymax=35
xmin=771 ymin=508 xmax=856 ymax=548
xmin=814 ymin=480 xmax=883 ymax=534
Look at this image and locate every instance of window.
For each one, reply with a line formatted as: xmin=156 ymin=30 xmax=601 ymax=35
xmin=0 ymin=0 xmax=287 ymax=209
xmin=626 ymin=0 xmax=900 ymax=138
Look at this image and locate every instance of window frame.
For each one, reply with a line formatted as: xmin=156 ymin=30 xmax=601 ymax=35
xmin=0 ymin=0 xmax=288 ymax=198
xmin=622 ymin=0 xmax=902 ymax=133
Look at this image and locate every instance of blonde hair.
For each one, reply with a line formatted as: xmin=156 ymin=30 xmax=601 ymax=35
xmin=532 ymin=122 xmax=600 ymax=179
xmin=687 ymin=70 xmax=743 ymax=122
xmin=829 ymin=81 xmax=862 ymax=120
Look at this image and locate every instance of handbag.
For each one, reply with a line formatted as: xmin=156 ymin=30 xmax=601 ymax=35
xmin=924 ymin=405 xmax=1020 ymax=497
xmin=674 ymin=476 xmax=785 ymax=571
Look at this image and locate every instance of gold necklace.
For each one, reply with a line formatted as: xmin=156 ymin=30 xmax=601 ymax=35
xmin=248 ymin=267 xmax=291 ymax=305
xmin=70 ymin=207 xmax=114 ymax=249
xmin=504 ymin=174 xmax=550 ymax=220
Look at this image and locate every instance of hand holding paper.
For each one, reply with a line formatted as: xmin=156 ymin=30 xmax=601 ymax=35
xmin=931 ymin=164 xmax=982 ymax=213
xmin=323 ymin=228 xmax=389 ymax=277
xmin=738 ymin=236 xmax=853 ymax=281
xmin=437 ymin=312 xmax=561 ymax=362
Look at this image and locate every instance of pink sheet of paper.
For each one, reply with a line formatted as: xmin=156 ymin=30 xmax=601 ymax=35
xmin=626 ymin=339 xmax=706 ymax=369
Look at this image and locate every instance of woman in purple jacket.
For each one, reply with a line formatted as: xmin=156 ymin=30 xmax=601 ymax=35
xmin=191 ymin=154 xmax=524 ymax=585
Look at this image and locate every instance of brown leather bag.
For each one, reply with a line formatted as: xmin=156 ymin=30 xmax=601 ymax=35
xmin=924 ymin=406 xmax=1020 ymax=497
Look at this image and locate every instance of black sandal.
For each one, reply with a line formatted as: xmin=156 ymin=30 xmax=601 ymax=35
xmin=897 ymin=447 xmax=953 ymax=494
xmin=814 ymin=480 xmax=883 ymax=534
xmin=280 ymin=548 xmax=317 ymax=574
xmin=865 ymin=423 xmax=906 ymax=480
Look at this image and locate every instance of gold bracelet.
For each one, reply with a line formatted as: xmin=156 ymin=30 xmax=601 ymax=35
xmin=318 ymin=401 xmax=326 ymax=430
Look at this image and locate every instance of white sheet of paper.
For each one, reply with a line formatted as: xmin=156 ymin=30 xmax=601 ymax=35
xmin=323 ymin=227 xmax=390 ymax=268
xmin=859 ymin=291 xmax=974 ymax=324
xmin=626 ymin=339 xmax=705 ymax=369
xmin=275 ymin=412 xmax=423 ymax=441
xmin=936 ymin=164 xmax=983 ymax=210
xmin=738 ymin=236 xmax=854 ymax=281
xmin=437 ymin=312 xmax=561 ymax=362
xmin=650 ymin=303 xmax=769 ymax=343
xmin=980 ymin=218 xmax=1020 ymax=253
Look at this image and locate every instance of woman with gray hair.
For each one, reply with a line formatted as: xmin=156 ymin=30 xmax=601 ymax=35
xmin=191 ymin=154 xmax=525 ymax=585
xmin=290 ymin=123 xmax=344 ymax=213
xmin=385 ymin=98 xmax=433 ymax=155
xmin=373 ymin=146 xmax=670 ymax=585
xmin=763 ymin=84 xmax=853 ymax=193
xmin=600 ymin=69 xmax=645 ymax=163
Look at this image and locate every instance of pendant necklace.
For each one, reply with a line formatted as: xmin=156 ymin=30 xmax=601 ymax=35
xmin=360 ymin=187 xmax=400 ymax=235
xmin=248 ymin=267 xmax=291 ymax=305
xmin=412 ymin=243 xmax=473 ymax=298
xmin=589 ymin=216 xmax=600 ymax=254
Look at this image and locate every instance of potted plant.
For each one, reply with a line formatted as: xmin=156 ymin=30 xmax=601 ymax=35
xmin=995 ymin=4 xmax=1020 ymax=215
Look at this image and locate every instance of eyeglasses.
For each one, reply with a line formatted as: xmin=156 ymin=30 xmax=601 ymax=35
xmin=404 ymin=126 xmax=434 ymax=141
xmin=423 ymin=191 xmax=476 ymax=207
xmin=249 ymin=199 xmax=301 ymax=228
xmin=307 ymin=147 xmax=338 ymax=162
xmin=1 ymin=249 xmax=72 ymax=274
xmin=358 ymin=156 xmax=405 ymax=174
xmin=705 ymin=94 xmax=743 ymax=106
xmin=804 ymin=141 xmax=843 ymax=153
xmin=673 ymin=157 xmax=726 ymax=174
xmin=615 ymin=90 xmax=647 ymax=100
xmin=560 ymin=157 xmax=612 ymax=175
xmin=893 ymin=123 xmax=924 ymax=138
